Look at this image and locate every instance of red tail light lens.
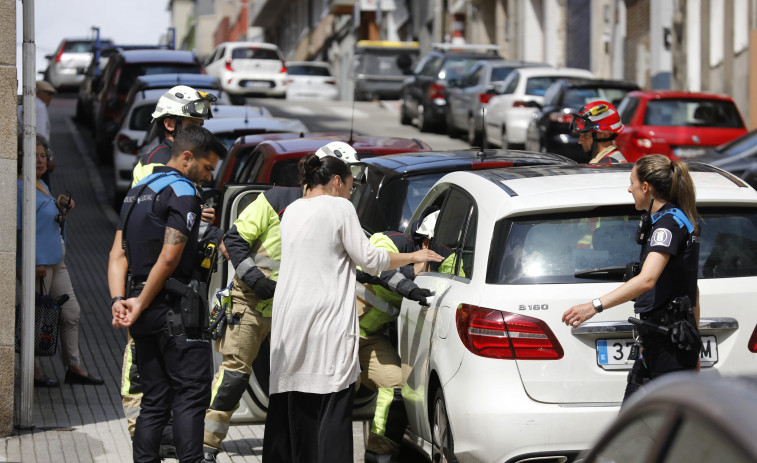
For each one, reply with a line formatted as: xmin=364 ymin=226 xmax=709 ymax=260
xmin=456 ymin=305 xmax=564 ymax=360
xmin=429 ymin=82 xmax=446 ymax=102
xmin=54 ymin=42 xmax=65 ymax=63
xmin=471 ymin=161 xmax=514 ymax=170
xmin=280 ymin=61 xmax=287 ymax=73
xmin=748 ymin=325 xmax=757 ymax=352
xmin=479 ymin=93 xmax=493 ymax=104
xmin=225 ymin=58 xmax=234 ymax=71
xmin=513 ymin=101 xmax=529 ymax=108
xmin=548 ymin=112 xmax=573 ymax=124
xmin=116 ymin=134 xmax=138 ymax=155
xmin=325 ymin=79 xmax=336 ymax=85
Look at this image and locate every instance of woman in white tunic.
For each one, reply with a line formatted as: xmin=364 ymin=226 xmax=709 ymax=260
xmin=262 ymin=153 xmax=442 ymax=463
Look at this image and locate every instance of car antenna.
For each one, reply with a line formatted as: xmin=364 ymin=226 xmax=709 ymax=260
xmin=477 ymin=106 xmax=487 ymax=160
xmin=348 ymin=96 xmax=356 ymax=145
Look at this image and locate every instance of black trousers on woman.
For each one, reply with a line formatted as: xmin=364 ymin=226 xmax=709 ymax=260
xmin=263 ymin=383 xmax=356 ymax=463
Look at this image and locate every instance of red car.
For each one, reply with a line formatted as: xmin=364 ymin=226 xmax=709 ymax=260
xmin=615 ymin=90 xmax=747 ymax=161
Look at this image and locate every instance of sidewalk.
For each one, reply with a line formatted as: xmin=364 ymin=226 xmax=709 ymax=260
xmin=1 ymin=98 xmax=368 ymax=462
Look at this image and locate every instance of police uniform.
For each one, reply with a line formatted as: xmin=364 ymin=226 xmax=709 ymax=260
xmin=589 ymin=145 xmax=627 ymax=164
xmin=121 ymin=166 xmax=212 ymax=463
xmin=203 ymin=186 xmax=302 ymax=453
xmin=624 ymin=202 xmax=700 ymax=401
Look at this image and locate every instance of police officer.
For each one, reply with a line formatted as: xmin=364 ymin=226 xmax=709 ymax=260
xmin=356 ymin=217 xmax=435 ymax=463
xmin=202 ymin=141 xmax=359 ymax=461
xmin=562 ymin=155 xmax=701 ymax=402
xmin=120 ymin=85 xmax=221 ymax=447
xmin=569 ymin=100 xmax=627 ymax=164
xmin=108 ymin=125 xmax=227 ymax=463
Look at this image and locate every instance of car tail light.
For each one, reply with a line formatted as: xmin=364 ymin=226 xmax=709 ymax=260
xmin=748 ymin=325 xmax=757 ymax=352
xmin=456 ymin=304 xmax=564 ymax=360
xmin=225 ymin=58 xmax=233 ymax=71
xmin=286 ymin=78 xmax=294 ymax=84
xmin=280 ymin=61 xmax=287 ymax=73
xmin=513 ymin=101 xmax=530 ymax=108
xmin=54 ymin=42 xmax=65 ymax=63
xmin=479 ymin=93 xmax=493 ymax=104
xmin=471 ymin=161 xmax=514 ymax=170
xmin=548 ymin=112 xmax=573 ymax=124
xmin=116 ymin=134 xmax=138 ymax=155
xmin=325 ymin=79 xmax=336 ymax=85
xmin=429 ymin=82 xmax=446 ymax=102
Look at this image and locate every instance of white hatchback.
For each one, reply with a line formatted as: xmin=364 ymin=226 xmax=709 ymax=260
xmin=285 ymin=61 xmax=338 ymax=101
xmin=400 ymin=163 xmax=757 ymax=462
xmin=204 ymin=42 xmax=288 ymax=103
xmin=484 ymin=67 xmax=594 ymax=148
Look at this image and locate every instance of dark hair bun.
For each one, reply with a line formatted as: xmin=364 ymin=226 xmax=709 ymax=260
xmin=298 ymin=153 xmax=323 ymax=186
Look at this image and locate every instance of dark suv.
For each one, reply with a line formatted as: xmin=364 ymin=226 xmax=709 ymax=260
xmin=92 ymin=48 xmax=203 ymax=161
xmin=399 ymin=44 xmax=502 ymax=132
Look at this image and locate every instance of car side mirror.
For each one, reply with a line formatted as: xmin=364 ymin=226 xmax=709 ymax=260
xmin=530 ymin=101 xmax=543 ymax=110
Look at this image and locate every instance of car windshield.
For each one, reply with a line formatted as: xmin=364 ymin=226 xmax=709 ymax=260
xmin=563 ymin=87 xmax=635 ymax=109
xmin=231 ymin=48 xmax=280 ymax=60
xmin=488 ymin=207 xmax=757 ymax=284
xmin=643 ymin=99 xmax=744 ymax=128
xmin=288 ymin=65 xmax=332 ymax=76
xmin=63 ymin=41 xmax=96 ymax=53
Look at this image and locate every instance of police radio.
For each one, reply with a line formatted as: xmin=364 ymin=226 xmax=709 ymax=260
xmin=635 ymin=199 xmax=654 ymax=245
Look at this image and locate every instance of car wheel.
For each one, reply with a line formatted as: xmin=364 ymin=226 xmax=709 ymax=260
xmin=432 ymin=388 xmax=457 ymax=463
xmin=467 ymin=114 xmax=482 ymax=146
xmin=500 ymin=126 xmax=509 ymax=149
xmin=418 ymin=104 xmax=431 ymax=132
xmin=400 ymin=98 xmax=412 ymax=125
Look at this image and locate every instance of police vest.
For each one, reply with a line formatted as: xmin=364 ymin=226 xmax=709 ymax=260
xmin=123 ymin=171 xmax=199 ymax=279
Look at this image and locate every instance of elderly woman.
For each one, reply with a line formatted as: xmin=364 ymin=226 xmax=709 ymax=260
xmin=17 ymin=134 xmax=103 ymax=387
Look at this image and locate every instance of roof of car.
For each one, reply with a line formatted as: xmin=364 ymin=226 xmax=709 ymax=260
xmin=626 ymin=90 xmax=737 ymax=101
xmin=356 ymin=150 xmax=574 ymax=179
xmin=261 ymin=135 xmax=431 ymax=155
xmin=118 ymin=49 xmax=198 ymax=64
xmin=555 ymin=77 xmax=640 ymax=89
xmin=511 ymin=66 xmax=594 ymax=78
xmin=218 ymin=41 xmax=281 ymax=50
xmin=134 ymin=73 xmax=220 ymax=90
xmin=202 ymin=116 xmax=307 ymax=132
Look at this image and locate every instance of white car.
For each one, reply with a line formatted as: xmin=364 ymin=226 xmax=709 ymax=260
xmin=204 ymin=41 xmax=288 ymax=103
xmin=400 ymin=163 xmax=757 ymax=462
xmin=484 ymin=67 xmax=594 ymax=148
xmin=285 ymin=61 xmax=338 ymax=101
xmin=44 ymin=37 xmax=113 ymax=90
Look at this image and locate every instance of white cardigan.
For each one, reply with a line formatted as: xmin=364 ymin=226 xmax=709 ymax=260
xmin=270 ymin=195 xmax=390 ymax=394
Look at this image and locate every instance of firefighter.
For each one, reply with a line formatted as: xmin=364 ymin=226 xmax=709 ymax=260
xmin=569 ymin=100 xmax=627 ymax=164
xmin=202 ymin=141 xmax=360 ymax=462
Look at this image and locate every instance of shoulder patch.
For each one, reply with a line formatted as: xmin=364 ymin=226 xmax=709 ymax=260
xmin=650 ymin=228 xmax=672 ymax=247
xmin=187 ymin=212 xmax=196 ymax=230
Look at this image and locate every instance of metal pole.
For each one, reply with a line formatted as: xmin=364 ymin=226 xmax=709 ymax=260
xmin=19 ymin=0 xmax=37 ymax=430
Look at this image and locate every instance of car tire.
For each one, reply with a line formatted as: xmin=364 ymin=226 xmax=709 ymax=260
xmin=400 ymin=98 xmax=412 ymax=126
xmin=500 ymin=125 xmax=509 ymax=149
xmin=467 ymin=114 xmax=482 ymax=147
xmin=418 ymin=104 xmax=432 ymax=132
xmin=432 ymin=388 xmax=457 ymax=463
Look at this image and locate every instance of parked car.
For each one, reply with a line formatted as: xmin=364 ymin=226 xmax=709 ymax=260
xmin=285 ymin=61 xmax=338 ymax=101
xmin=399 ymin=43 xmax=502 ymax=132
xmin=524 ymin=77 xmax=640 ymax=161
xmin=43 ymin=37 xmax=113 ymax=90
xmin=399 ymin=162 xmax=757 ymax=462
xmin=446 ymin=60 xmax=548 ymax=145
xmin=350 ymin=149 xmax=574 ymax=236
xmin=615 ymin=90 xmax=748 ymax=162
xmin=578 ymin=374 xmax=757 ymax=463
xmin=698 ymin=129 xmax=757 ymax=188
xmin=93 ymin=48 xmax=204 ymax=160
xmin=204 ymin=41 xmax=287 ymax=103
xmin=353 ymin=40 xmax=419 ymax=101
xmin=484 ymin=66 xmax=594 ymax=148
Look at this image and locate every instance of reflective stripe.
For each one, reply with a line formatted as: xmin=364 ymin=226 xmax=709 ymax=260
xmin=123 ymin=407 xmax=141 ymax=419
xmin=235 ymin=257 xmax=257 ymax=279
xmin=204 ymin=418 xmax=230 ymax=435
xmin=235 ymin=255 xmax=280 ymax=280
xmin=370 ymin=388 xmax=394 ymax=438
xmin=385 ymin=272 xmax=405 ymax=292
xmin=355 ymin=284 xmax=398 ymax=317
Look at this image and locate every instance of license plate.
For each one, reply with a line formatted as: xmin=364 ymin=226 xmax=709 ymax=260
xmin=596 ymin=336 xmax=718 ymax=370
xmin=674 ymin=146 xmax=708 ymax=158
xmin=244 ymin=81 xmax=270 ymax=88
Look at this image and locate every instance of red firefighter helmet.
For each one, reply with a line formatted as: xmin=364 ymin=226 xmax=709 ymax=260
xmin=569 ymin=100 xmax=624 ymax=135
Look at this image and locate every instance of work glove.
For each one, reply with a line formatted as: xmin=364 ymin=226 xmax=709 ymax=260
xmin=408 ymin=288 xmax=432 ymax=306
xmin=356 ymin=270 xmax=381 ymax=286
xmin=252 ymin=278 xmax=277 ymax=300
xmin=670 ymin=320 xmax=702 ymax=352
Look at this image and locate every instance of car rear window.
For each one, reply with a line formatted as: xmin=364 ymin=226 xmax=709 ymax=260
xmin=287 ymin=65 xmax=332 ymax=77
xmin=491 ymin=67 xmax=515 ymax=82
xmin=129 ymin=104 xmax=154 ymax=131
xmin=643 ymin=99 xmax=744 ymax=128
xmin=439 ymin=58 xmax=481 ymax=82
xmin=487 ymin=207 xmax=757 ymax=284
xmin=118 ymin=63 xmax=202 ymax=94
xmin=563 ymin=87 xmax=635 ymax=109
xmin=525 ymin=77 xmax=564 ymax=96
xmin=355 ymin=51 xmax=417 ymax=76
xmin=231 ymin=48 xmax=280 ymax=60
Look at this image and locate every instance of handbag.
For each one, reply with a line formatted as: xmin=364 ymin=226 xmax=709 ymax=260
xmin=14 ymin=280 xmax=66 ymax=357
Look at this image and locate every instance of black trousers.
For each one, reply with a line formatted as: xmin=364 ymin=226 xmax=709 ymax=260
xmin=623 ymin=329 xmax=699 ymax=403
xmin=262 ymin=384 xmax=355 ymax=463
xmin=132 ymin=331 xmax=212 ymax=463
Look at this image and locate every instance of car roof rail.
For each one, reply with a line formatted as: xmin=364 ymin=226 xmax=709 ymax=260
xmin=431 ymin=43 xmax=501 ymax=53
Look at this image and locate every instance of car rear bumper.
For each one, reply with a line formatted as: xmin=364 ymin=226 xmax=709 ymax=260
xmin=222 ymin=74 xmax=287 ymax=96
xmin=355 ymin=78 xmax=405 ymax=100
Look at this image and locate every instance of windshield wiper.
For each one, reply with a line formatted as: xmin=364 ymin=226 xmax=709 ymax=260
xmin=574 ymin=266 xmax=626 ymax=281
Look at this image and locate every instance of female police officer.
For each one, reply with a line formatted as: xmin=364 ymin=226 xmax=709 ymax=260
xmin=562 ymin=154 xmax=701 ymax=402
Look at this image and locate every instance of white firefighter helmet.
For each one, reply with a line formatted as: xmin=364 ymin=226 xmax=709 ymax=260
xmin=415 ymin=210 xmax=440 ymax=239
xmin=314 ymin=141 xmax=359 ymax=164
xmin=150 ymin=85 xmax=217 ymax=122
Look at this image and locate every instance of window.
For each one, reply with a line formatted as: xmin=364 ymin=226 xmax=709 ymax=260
xmin=525 ymin=76 xmax=562 ymax=96
xmin=430 ymin=188 xmax=476 ymax=277
xmin=562 ymin=86 xmax=635 ymax=109
xmin=461 ymin=65 xmax=483 ymax=88
xmin=376 ymin=173 xmax=448 ymax=233
xmin=438 ymin=57 xmax=480 ymax=82
xmin=129 ymin=104 xmax=154 ymax=131
xmin=231 ymin=47 xmax=281 ymax=60
xmin=287 ymin=65 xmax=332 ymax=77
xmin=418 ymin=55 xmax=442 ymax=77
xmin=499 ymin=72 xmax=519 ymax=95
xmin=487 ymin=207 xmax=757 ymax=285
xmin=643 ymin=99 xmax=744 ymax=128
xmin=490 ymin=66 xmax=515 ymax=83
xmin=618 ymin=97 xmax=640 ymax=125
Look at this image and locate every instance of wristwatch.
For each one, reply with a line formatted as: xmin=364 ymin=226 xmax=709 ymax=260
xmin=592 ymin=298 xmax=604 ymax=313
xmin=111 ymin=296 xmax=125 ymax=306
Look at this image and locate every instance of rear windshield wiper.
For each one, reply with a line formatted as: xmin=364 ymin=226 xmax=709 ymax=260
xmin=574 ymin=266 xmax=627 ymax=281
